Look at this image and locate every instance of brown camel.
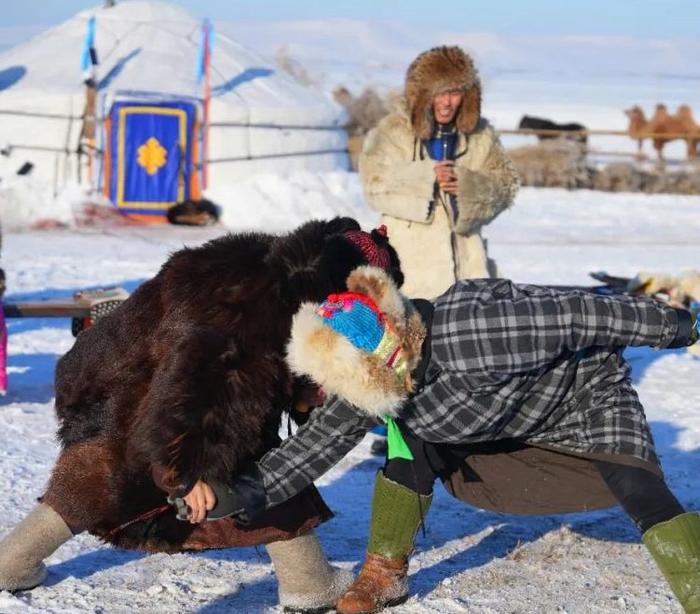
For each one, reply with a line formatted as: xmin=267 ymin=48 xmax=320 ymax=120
xmin=624 ymin=106 xmax=649 ymax=159
xmin=625 ymin=104 xmax=699 ymax=162
xmin=675 ymin=104 xmax=700 ymax=159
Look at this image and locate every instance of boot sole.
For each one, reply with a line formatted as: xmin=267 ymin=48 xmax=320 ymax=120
xmin=283 ymin=606 xmax=333 ymax=614
xmin=385 ymin=594 xmax=410 ymax=609
xmin=2 ymin=562 xmax=48 ymax=593
xmin=337 ymin=593 xmax=410 ymax=614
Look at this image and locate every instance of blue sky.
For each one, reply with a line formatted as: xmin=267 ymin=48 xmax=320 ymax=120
xmin=3 ymin=0 xmax=699 ymax=38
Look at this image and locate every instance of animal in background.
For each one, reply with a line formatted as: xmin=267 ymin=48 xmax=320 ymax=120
xmin=625 ymin=104 xmax=699 ymax=162
xmin=650 ymin=104 xmax=698 ymax=161
xmin=624 ymin=106 xmax=650 ymax=158
xmin=674 ymin=104 xmax=700 ymax=159
xmin=518 ymin=115 xmax=587 ymax=144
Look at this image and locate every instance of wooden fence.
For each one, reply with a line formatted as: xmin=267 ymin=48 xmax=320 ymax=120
xmin=499 ymin=128 xmax=700 ymax=163
xmin=499 ymin=127 xmax=699 ymax=139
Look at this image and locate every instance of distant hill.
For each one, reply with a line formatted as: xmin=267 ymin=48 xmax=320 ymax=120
xmin=217 ymin=18 xmax=700 ymax=93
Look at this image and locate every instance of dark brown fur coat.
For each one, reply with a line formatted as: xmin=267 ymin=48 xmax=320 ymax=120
xmin=44 ymin=217 xmax=402 ymax=552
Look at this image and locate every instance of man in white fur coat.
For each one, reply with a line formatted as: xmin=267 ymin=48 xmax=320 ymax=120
xmin=359 ymin=45 xmax=519 ymax=298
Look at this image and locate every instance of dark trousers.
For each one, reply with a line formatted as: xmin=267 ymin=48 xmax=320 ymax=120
xmin=383 ymin=429 xmax=684 ymax=534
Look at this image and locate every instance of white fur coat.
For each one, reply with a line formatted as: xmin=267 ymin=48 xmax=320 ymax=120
xmin=359 ymin=101 xmax=519 ymax=298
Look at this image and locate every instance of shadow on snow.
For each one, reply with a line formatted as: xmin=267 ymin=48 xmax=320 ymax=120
xmin=196 ymin=419 xmax=699 ymax=611
xmin=4 ymin=281 xmax=698 ymax=609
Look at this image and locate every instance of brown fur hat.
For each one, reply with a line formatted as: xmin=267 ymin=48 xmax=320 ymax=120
xmin=405 ymin=45 xmax=481 ymax=140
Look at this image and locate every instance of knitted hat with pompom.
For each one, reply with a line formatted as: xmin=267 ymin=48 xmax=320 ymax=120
xmin=342 ymin=225 xmax=391 ymax=271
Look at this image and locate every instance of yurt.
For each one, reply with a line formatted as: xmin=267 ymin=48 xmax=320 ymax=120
xmin=0 ymin=1 xmax=347 ymax=220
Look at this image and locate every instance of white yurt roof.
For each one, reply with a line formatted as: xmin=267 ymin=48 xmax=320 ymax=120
xmin=0 ymin=1 xmax=348 ymax=190
xmin=0 ymin=0 xmax=342 ymax=126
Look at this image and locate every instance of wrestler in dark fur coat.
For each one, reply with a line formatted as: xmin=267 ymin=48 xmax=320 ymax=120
xmin=43 ymin=217 xmax=402 ymax=553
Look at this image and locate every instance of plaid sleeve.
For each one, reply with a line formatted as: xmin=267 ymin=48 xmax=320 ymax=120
xmin=435 ymin=281 xmax=682 ymax=376
xmin=256 ymin=397 xmax=377 ymax=508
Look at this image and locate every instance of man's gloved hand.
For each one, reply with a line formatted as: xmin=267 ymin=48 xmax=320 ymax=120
xmin=206 ymin=468 xmax=267 ymax=525
xmin=684 ymin=305 xmax=699 ymax=356
xmin=168 ymin=467 xmax=267 ymax=526
xmin=205 ymin=482 xmax=247 ymax=521
xmin=670 ymin=307 xmax=700 ymax=348
xmin=168 ymin=479 xmax=216 ymax=523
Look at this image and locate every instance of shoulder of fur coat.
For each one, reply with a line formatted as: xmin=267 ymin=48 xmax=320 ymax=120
xmin=453 ymin=119 xmax=519 ymax=235
xmin=461 ymin=118 xmax=499 ymax=159
xmin=362 ymin=99 xmax=415 ymax=157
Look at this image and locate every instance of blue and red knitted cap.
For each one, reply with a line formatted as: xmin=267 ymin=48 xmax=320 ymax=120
xmin=316 ymin=291 xmax=408 ymax=385
xmin=287 ymin=266 xmax=426 ymax=418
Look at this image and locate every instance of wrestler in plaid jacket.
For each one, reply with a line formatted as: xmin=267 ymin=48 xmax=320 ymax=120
xmin=213 ymin=278 xmax=696 ymax=520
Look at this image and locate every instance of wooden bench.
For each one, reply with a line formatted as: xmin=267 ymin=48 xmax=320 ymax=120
xmin=3 ymin=287 xmax=129 ymax=336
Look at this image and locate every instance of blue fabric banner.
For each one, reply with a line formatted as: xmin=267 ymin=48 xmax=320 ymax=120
xmin=195 ymin=19 xmax=213 ymax=84
xmin=109 ymin=101 xmax=196 ymax=214
xmin=80 ymin=16 xmax=96 ymax=73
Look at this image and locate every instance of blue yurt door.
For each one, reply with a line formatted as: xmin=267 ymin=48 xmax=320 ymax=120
xmin=108 ymin=101 xmax=196 ymax=217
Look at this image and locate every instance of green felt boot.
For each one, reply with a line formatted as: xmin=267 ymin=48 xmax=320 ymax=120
xmin=643 ymin=512 xmax=700 ymax=613
xmin=336 ymin=472 xmax=432 ymax=614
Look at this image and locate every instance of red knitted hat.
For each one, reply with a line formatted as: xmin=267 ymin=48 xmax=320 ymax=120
xmin=343 ymin=225 xmax=391 ymax=270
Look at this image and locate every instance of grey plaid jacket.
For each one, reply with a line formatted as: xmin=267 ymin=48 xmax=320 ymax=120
xmin=256 ymin=279 xmax=692 ymax=508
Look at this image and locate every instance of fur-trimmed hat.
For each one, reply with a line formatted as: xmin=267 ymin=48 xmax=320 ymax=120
xmin=286 ymin=266 xmax=427 ymax=417
xmin=405 ymin=45 xmax=482 ymax=140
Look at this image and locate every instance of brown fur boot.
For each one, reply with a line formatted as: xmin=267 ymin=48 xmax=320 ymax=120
xmin=266 ymin=530 xmax=354 ymax=613
xmin=0 ymin=503 xmax=73 ymax=591
xmin=336 ymin=553 xmax=409 ymax=614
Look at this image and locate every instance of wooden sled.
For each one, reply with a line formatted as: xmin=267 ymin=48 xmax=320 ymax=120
xmin=3 ymin=287 xmax=129 ymax=336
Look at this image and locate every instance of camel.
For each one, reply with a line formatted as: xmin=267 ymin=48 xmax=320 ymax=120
xmin=675 ymin=105 xmax=700 ymax=158
xmin=625 ymin=105 xmax=699 ymax=162
xmin=625 ymin=106 xmax=650 ymax=159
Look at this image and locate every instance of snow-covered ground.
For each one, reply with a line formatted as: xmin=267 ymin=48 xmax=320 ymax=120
xmin=1 ymin=181 xmax=699 ymax=613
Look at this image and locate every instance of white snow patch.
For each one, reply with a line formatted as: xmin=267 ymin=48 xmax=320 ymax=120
xmin=0 ymin=185 xmax=697 ymax=613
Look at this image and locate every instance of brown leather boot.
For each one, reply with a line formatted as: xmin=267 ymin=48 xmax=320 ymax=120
xmin=336 ymin=553 xmax=408 ymax=614
xmin=336 ymin=472 xmax=432 ymax=613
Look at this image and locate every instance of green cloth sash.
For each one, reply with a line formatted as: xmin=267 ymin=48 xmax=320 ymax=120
xmin=384 ymin=416 xmax=414 ymax=461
